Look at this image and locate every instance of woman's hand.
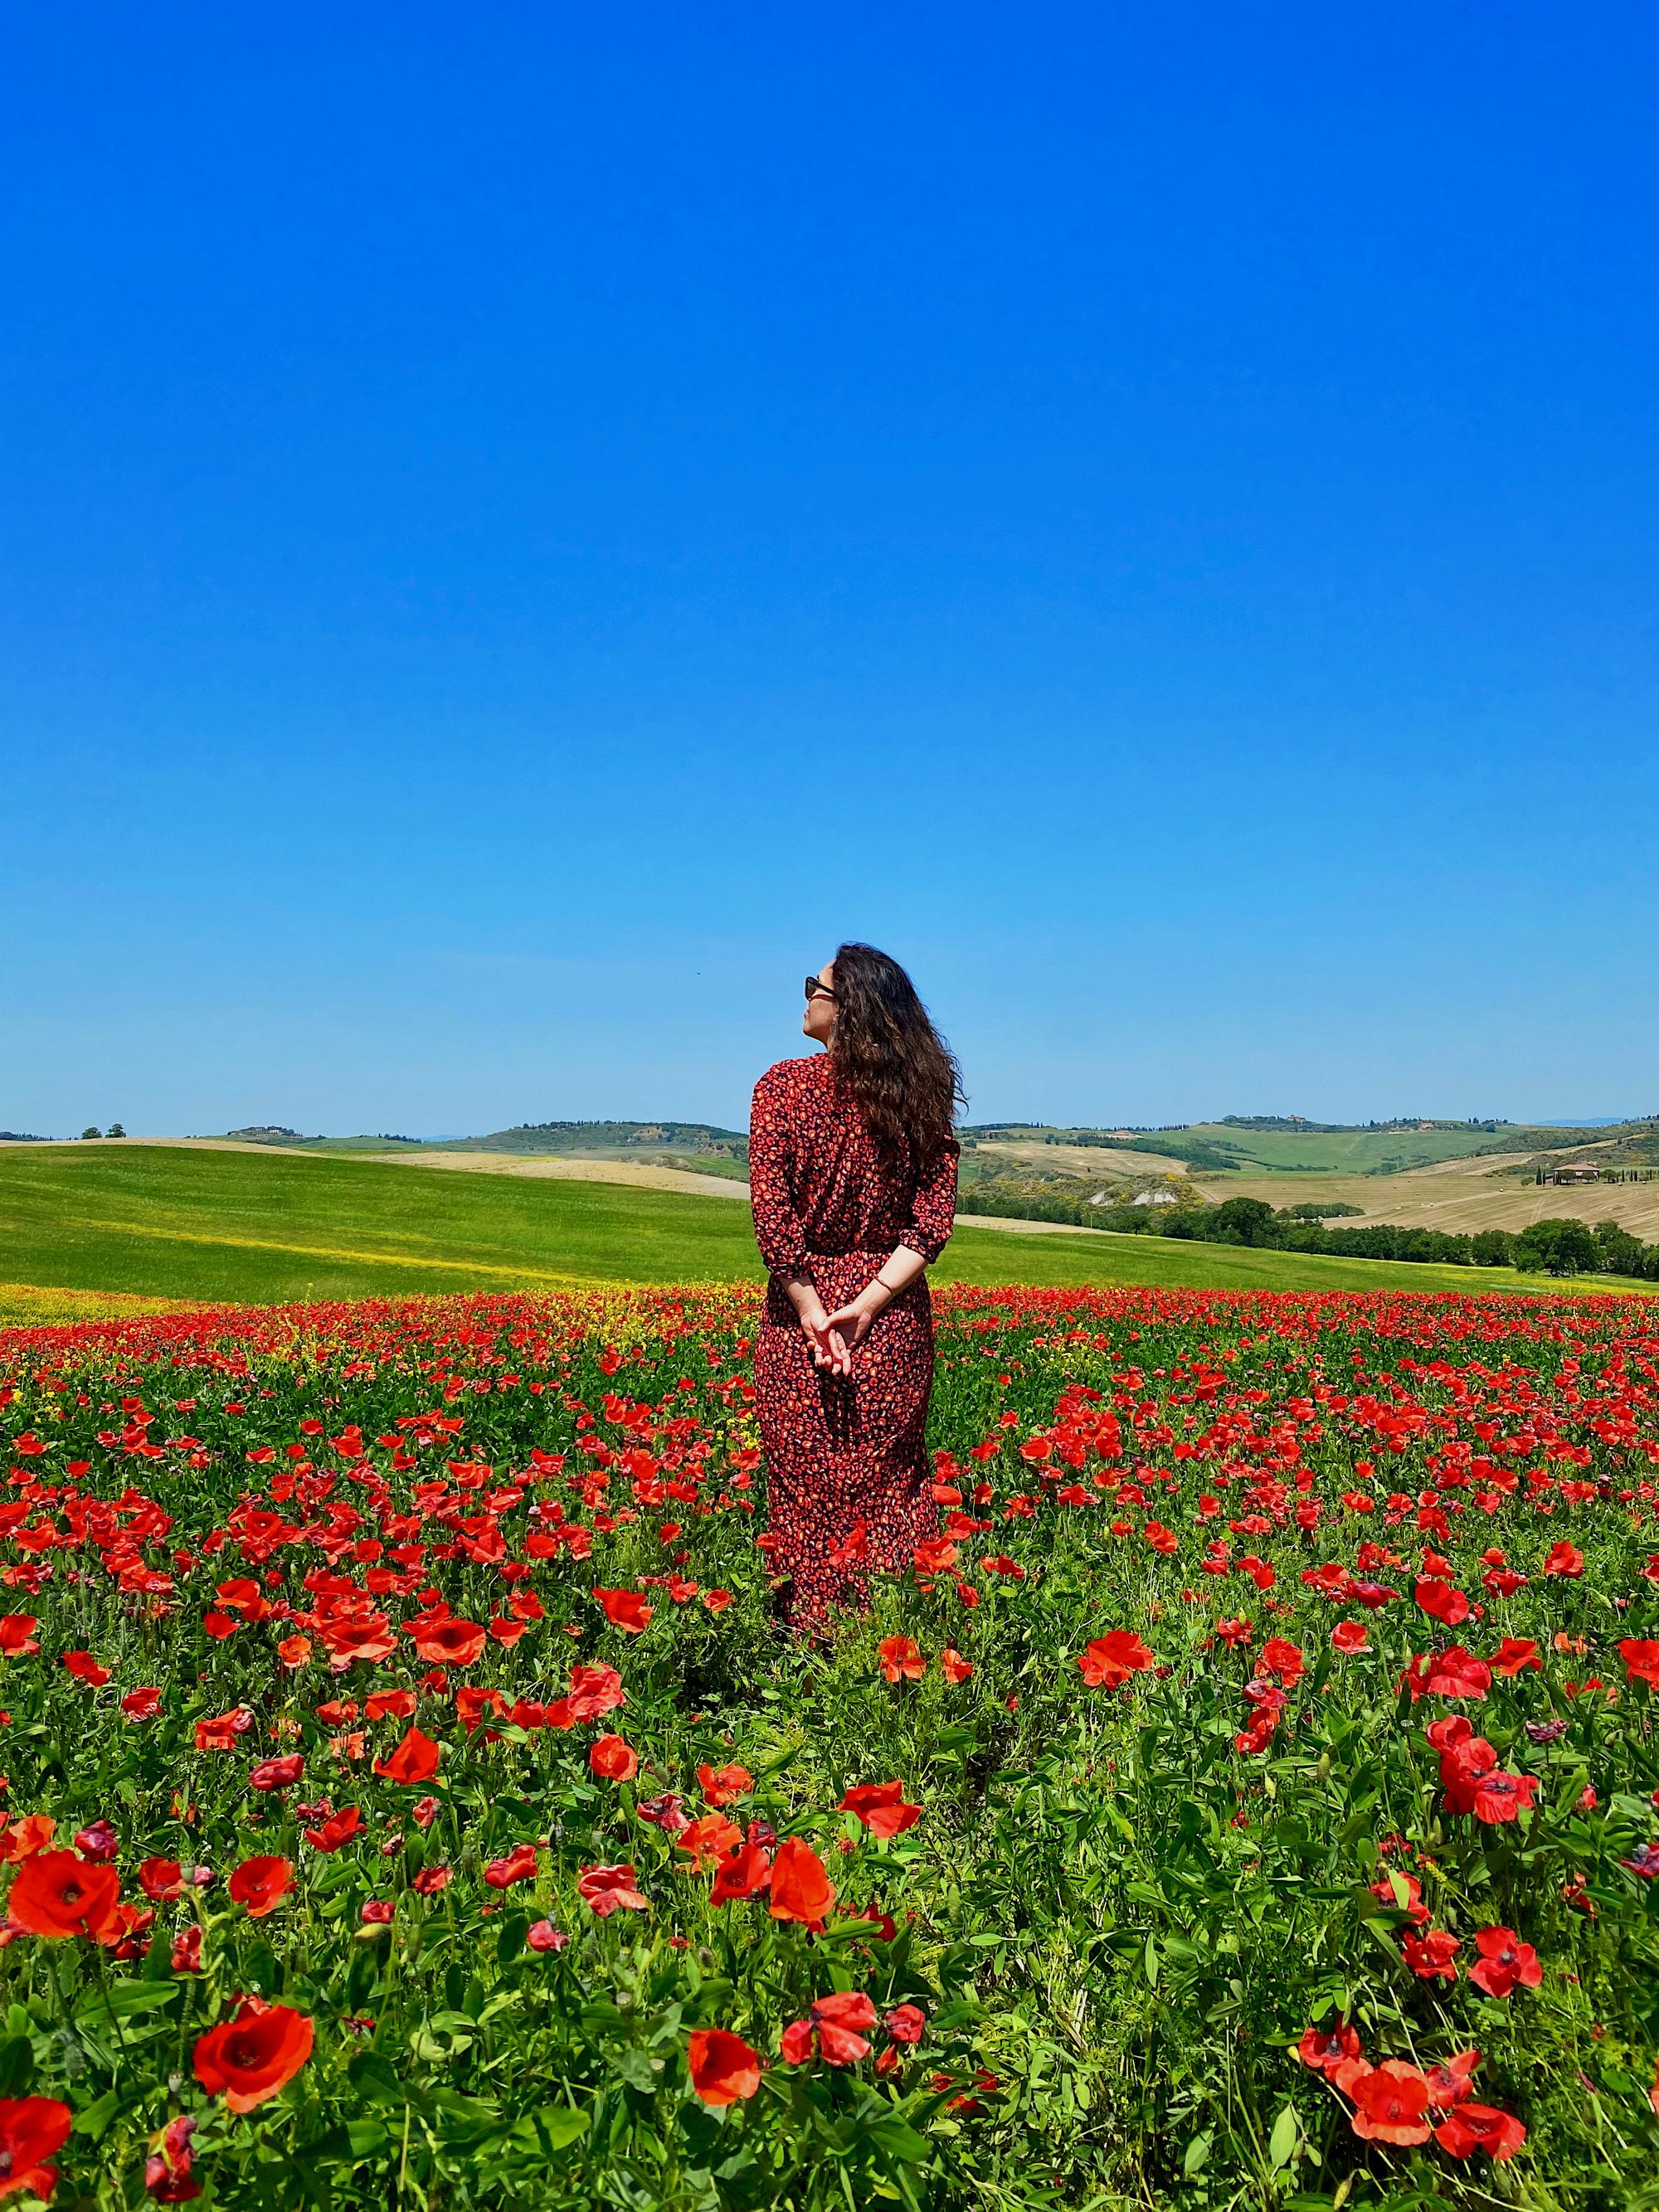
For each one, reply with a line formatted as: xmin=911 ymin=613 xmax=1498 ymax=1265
xmin=817 ymin=1247 xmax=927 ymax=1373
xmin=784 ymin=1276 xmax=838 ymax=1369
xmin=819 ymin=1295 xmax=880 ymax=1373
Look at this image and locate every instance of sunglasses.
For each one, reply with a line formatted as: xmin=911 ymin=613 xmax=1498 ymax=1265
xmin=803 ymin=975 xmax=837 ymax=1002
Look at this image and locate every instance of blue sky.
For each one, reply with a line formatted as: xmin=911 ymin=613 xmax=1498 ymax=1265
xmin=3 ymin=2 xmax=1656 ymax=1138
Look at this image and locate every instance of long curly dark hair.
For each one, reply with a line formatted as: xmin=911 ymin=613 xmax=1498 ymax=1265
xmin=826 ymin=942 xmax=964 ymax=1179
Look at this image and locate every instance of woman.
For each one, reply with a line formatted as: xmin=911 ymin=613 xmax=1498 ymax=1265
xmin=749 ymin=942 xmax=962 ymax=1631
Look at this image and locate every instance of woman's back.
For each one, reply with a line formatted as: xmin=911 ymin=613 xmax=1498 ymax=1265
xmin=749 ymin=1054 xmax=956 ymax=1266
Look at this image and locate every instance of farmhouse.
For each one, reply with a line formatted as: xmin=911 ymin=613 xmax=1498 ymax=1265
xmin=1552 ymin=1162 xmax=1601 ymax=1185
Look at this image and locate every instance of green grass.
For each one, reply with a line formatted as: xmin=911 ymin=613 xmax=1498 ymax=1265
xmin=1177 ymin=1121 xmax=1575 ymax=1174
xmin=0 ymin=1145 xmax=1646 ymax=1310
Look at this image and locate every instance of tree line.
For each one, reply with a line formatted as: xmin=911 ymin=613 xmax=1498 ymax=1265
xmin=964 ymin=1188 xmax=1658 ymax=1279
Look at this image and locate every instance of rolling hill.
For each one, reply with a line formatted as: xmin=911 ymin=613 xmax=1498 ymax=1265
xmin=0 ymin=1144 xmax=1647 ymax=1315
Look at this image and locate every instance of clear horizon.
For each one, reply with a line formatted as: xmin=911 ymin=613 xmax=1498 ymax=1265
xmin=4 ymin=1106 xmax=1648 ymax=1145
xmin=4 ymin=3 xmax=1656 ymax=1136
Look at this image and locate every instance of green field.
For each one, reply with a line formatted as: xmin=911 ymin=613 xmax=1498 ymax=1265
xmin=0 ymin=1144 xmax=1647 ymax=1311
xmin=1169 ymin=1120 xmax=1607 ymax=1174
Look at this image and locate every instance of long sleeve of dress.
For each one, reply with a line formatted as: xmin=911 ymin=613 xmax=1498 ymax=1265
xmin=748 ymin=1069 xmax=810 ymax=1276
xmin=902 ymin=1139 xmax=959 ymax=1265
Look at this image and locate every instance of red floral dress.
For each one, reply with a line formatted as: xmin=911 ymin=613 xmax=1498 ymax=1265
xmin=749 ymin=1054 xmax=958 ymax=1629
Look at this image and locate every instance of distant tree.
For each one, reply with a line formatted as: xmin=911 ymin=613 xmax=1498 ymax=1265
xmin=80 ymin=1126 xmax=101 ymax=1140
xmin=106 ymin=1123 xmax=127 ymax=1138
xmin=1210 ymin=1197 xmax=1279 ymax=1247
xmin=1471 ymin=1229 xmax=1515 ymax=1267
xmin=1514 ymin=1218 xmax=1600 ymax=1276
xmin=1592 ymin=1219 xmax=1647 ymax=1277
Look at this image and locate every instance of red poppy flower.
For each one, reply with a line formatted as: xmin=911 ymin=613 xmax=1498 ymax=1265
xmin=710 ymin=1840 xmax=772 ymax=1902
xmin=1350 ymin=1580 xmax=1398 ymax=1609
xmin=1258 ymin=1636 xmax=1305 ymax=1684
xmin=192 ymin=1997 xmax=314 ymax=2112
xmin=406 ymin=1616 xmax=486 ymax=1666
xmin=0 ymin=2096 xmax=72 ymax=2201
xmin=1541 ymin=1541 xmax=1584 ymax=1578
xmin=810 ymin=1990 xmax=878 ymax=2064
xmin=364 ymin=1689 xmax=417 ymax=1721
xmin=885 ymin=2002 xmax=927 ymax=2044
xmin=838 ymin=1782 xmax=922 ymax=1838
xmin=577 ymin=1862 xmax=649 ymax=1917
xmin=1471 ymin=1767 xmax=1541 ymax=1825
xmin=527 ymin=1919 xmax=567 ymax=1952
xmin=767 ymin=1835 xmax=834 ymax=1925
xmin=249 ymin=1755 xmax=304 ymax=1792
xmin=484 ymin=1844 xmax=539 ymax=1889
xmin=1345 ymin=2059 xmax=1433 ymax=2146
xmin=1422 ymin=2048 xmax=1481 ymax=2108
xmin=1434 ymin=2103 xmax=1526 ymax=2161
xmin=589 ymin=1734 xmax=638 ymax=1781
xmin=0 ymin=1616 xmax=40 ymax=1658
xmin=1488 ymin=1636 xmax=1541 ymax=1677
xmin=194 ymin=1707 xmax=254 ymax=1753
xmin=564 ymin=1663 xmax=625 ymax=1719
xmin=1617 ymin=1638 xmax=1659 ymax=1689
xmin=120 ymin=1685 xmax=163 ymax=1719
xmin=7 ymin=1849 xmax=121 ymax=1940
xmin=1297 ymin=2020 xmax=1362 ymax=2075
xmin=228 ymin=1855 xmax=294 ymax=1919
xmin=304 ymin=1806 xmax=362 ymax=1853
xmin=877 ymin=1636 xmax=925 ymax=1683
xmin=697 ymin=1763 xmax=752 ymax=1806
xmin=591 ymin=1589 xmax=653 ymax=1634
xmin=1414 ymin=1578 xmax=1471 ymax=1626
xmin=62 ymin=1650 xmax=112 ymax=1686
xmin=139 ymin=1855 xmax=184 ymax=1902
xmin=688 ymin=2026 xmax=762 ymax=2106
xmin=650 ymin=1799 xmax=728 ymax=1864
xmin=372 ymin=1726 xmax=440 ymax=1786
xmin=940 ymin=1646 xmax=975 ymax=1683
xmin=1468 ymin=1926 xmax=1542 ymax=1997
xmin=316 ymin=1616 xmax=398 ymax=1669
xmin=0 ymin=1817 xmax=51 ymax=1867
xmin=455 ymin=1687 xmax=507 ymax=1734
xmin=1401 ymin=1928 xmax=1460 ymax=1981
xmin=1077 ymin=1631 xmax=1154 ymax=1688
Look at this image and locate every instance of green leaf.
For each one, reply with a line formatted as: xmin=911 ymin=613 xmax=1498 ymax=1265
xmin=0 ymin=2036 xmax=33 ymax=2098
xmin=611 ymin=2044 xmax=661 ymax=2093
xmin=431 ymin=2088 xmax=499 ymax=2127
xmin=1183 ymin=2131 xmax=1213 ymax=2176
xmin=528 ymin=2103 xmax=591 ymax=2150
xmin=73 ymin=2088 xmax=120 ymax=2141
xmin=72 ymin=1981 xmax=178 ymax=2024
xmin=1268 ymin=2104 xmax=1300 ymax=2168
xmin=347 ymin=2049 xmax=418 ymax=2108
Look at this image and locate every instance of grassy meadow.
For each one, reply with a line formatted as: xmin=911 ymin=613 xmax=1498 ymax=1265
xmin=0 ymin=1142 xmax=1647 ymax=1312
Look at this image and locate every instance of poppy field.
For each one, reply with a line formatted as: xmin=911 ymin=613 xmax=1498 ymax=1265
xmin=0 ymin=1282 xmax=1656 ymax=2210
